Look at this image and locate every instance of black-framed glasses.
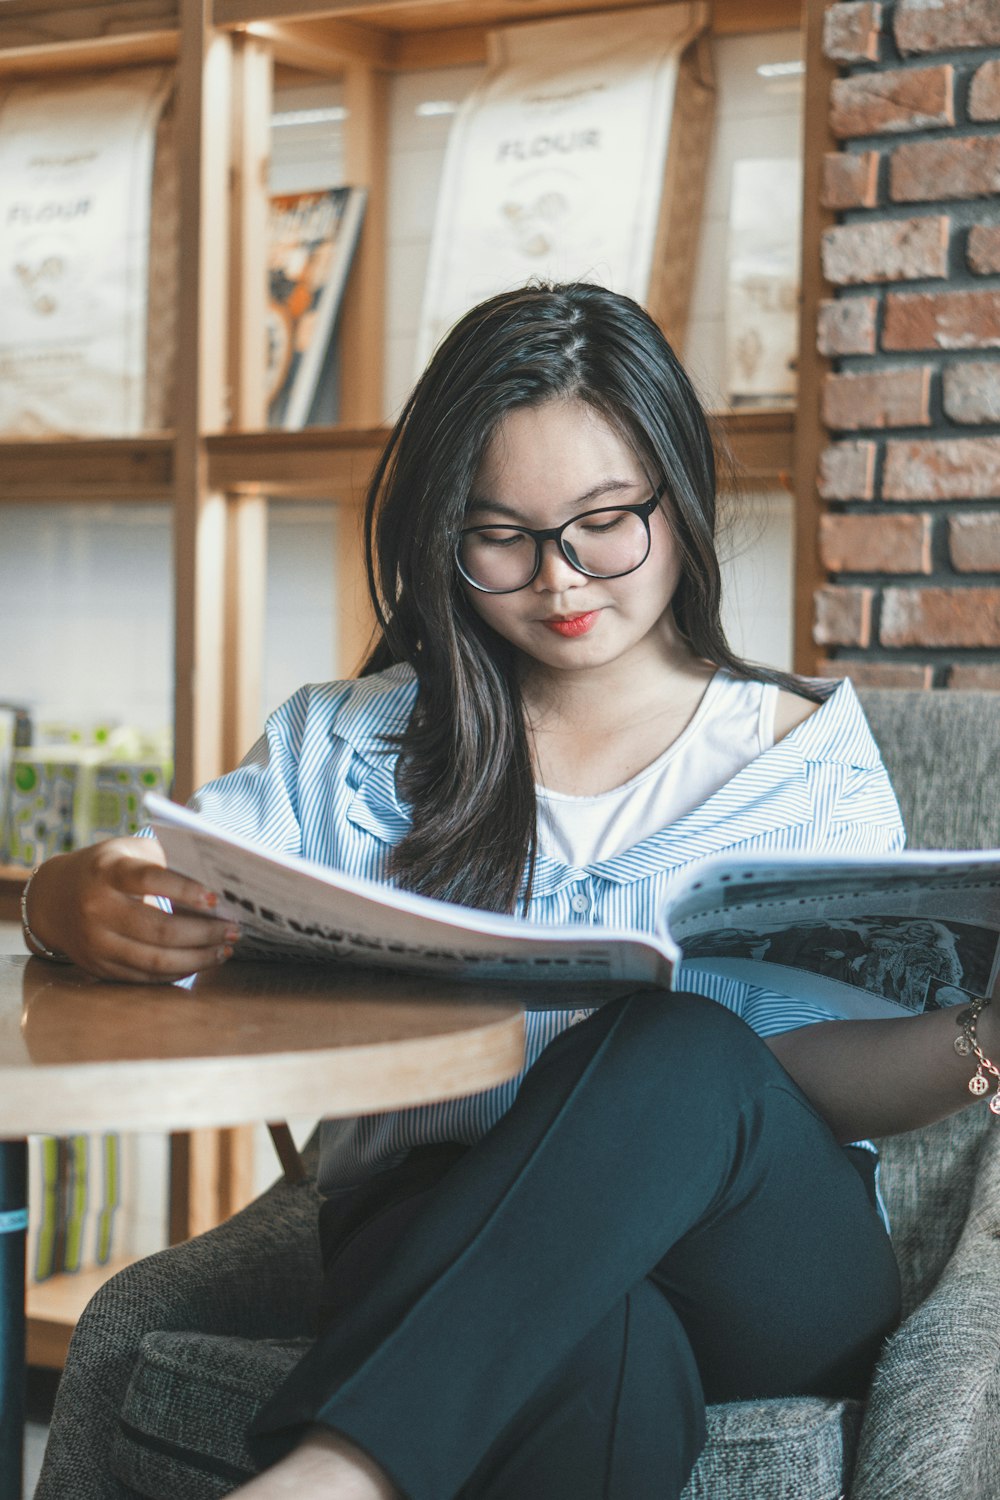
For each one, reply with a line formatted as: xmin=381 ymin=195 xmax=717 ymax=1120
xmin=456 ymin=483 xmax=667 ymax=595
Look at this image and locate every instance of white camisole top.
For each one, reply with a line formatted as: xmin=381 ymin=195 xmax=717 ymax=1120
xmin=535 ymin=671 xmax=779 ymax=868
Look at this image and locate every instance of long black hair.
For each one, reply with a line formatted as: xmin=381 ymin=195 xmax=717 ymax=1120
xmin=360 ymin=282 xmax=814 ymax=913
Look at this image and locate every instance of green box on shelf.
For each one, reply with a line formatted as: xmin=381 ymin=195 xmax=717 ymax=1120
xmin=0 ymin=703 xmax=32 ymax=863
xmin=6 ymin=749 xmax=172 ymax=868
xmin=87 ymin=760 xmax=171 ymax=842
xmin=6 ymin=753 xmax=84 ymax=867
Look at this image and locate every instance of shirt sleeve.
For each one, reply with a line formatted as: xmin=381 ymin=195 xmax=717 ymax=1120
xmin=187 ymin=684 xmax=326 ymax=858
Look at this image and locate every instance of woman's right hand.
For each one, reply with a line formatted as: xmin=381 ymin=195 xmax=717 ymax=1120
xmin=24 ymin=837 xmax=239 ymax=983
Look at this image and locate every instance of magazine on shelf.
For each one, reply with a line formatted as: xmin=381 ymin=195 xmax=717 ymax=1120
xmin=266 ymin=186 xmax=367 ymax=429
xmin=145 ymin=793 xmax=1000 ymax=1021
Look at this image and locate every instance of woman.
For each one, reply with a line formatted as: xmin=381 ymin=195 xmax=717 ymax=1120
xmin=24 ymin=283 xmax=997 ymax=1500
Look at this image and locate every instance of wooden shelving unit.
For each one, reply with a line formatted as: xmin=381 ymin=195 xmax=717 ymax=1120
xmin=0 ymin=0 xmax=807 ymax=1361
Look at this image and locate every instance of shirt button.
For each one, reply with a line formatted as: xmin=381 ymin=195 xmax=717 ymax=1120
xmin=570 ymin=892 xmax=590 ymax=914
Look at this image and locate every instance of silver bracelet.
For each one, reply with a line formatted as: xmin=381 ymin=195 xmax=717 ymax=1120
xmin=20 ymin=867 xmax=73 ymax=964
xmin=954 ymin=995 xmax=1000 ymax=1116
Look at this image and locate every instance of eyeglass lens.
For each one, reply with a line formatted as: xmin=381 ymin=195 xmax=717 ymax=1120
xmin=459 ymin=508 xmax=651 ymax=592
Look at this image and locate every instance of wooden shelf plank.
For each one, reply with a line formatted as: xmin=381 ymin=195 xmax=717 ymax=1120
xmin=206 ymin=426 xmax=387 ymax=498
xmin=0 ymin=411 xmax=792 ymax=505
xmin=27 ymin=1257 xmax=138 ymax=1369
xmin=0 ymin=29 xmax=178 ymax=75
xmin=0 ymin=438 xmax=174 ymax=502
xmin=0 ymin=413 xmax=792 ymax=505
xmin=0 ymin=1 xmax=178 ymax=72
xmin=719 ymin=406 xmax=795 ymax=486
xmin=216 ymin=0 xmax=800 ymax=56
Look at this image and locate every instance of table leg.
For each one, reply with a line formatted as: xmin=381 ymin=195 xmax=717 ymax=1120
xmin=0 ymin=1139 xmax=26 ymax=1500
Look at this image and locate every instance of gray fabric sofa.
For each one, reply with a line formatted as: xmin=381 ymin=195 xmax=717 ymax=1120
xmin=34 ymin=688 xmax=1000 ymax=1499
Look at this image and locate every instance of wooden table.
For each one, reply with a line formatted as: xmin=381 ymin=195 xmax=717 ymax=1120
xmin=0 ymin=955 xmax=525 ymax=1500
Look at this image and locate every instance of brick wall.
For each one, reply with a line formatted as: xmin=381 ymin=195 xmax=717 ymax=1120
xmin=815 ymin=0 xmax=1000 ymax=690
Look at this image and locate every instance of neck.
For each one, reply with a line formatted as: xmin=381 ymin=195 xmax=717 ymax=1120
xmin=519 ymin=619 xmax=710 ymax=730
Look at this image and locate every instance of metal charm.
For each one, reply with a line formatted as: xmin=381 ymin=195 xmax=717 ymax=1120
xmin=969 ymin=1072 xmax=990 ymax=1097
xmin=954 ymin=1034 xmax=974 ymax=1057
xmin=989 ymin=1095 xmax=1000 ymax=1116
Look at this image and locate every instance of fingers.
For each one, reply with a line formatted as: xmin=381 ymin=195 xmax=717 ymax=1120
xmin=115 ymin=899 xmax=236 ymax=952
xmin=97 ymin=931 xmax=237 ymax=983
xmin=112 ymin=854 xmax=222 ymax=914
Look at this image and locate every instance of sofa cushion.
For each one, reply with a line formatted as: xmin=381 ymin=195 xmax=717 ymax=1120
xmin=112 ymin=1329 xmax=860 ymax=1500
xmin=681 ymin=1396 xmax=861 ymax=1500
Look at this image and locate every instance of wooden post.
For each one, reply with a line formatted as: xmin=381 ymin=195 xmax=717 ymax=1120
xmin=172 ymin=1 xmax=259 ymax=1240
xmin=173 ymin=0 xmax=231 ymax=804
xmin=331 ymin=60 xmax=386 ymax=674
xmin=338 ymin=61 xmax=388 ymax=427
xmin=792 ymin=0 xmax=837 ymax=675
xmin=223 ymin=31 xmax=271 ymax=772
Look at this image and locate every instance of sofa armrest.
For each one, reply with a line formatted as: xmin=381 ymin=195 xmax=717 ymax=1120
xmin=849 ymin=1124 xmax=1000 ymax=1500
xmin=35 ymin=1157 xmax=324 ymax=1500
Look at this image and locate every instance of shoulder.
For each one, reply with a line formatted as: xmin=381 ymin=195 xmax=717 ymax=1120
xmin=265 ymin=662 xmax=418 ymax=759
xmin=770 ymin=675 xmax=885 ymax=771
xmin=774 ymin=688 xmax=820 ymax=743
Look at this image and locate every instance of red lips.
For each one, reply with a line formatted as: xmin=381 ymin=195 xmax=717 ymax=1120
xmin=541 ymin=612 xmax=600 ymax=637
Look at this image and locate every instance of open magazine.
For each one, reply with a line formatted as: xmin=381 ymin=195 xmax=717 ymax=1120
xmin=145 ymin=793 xmax=1000 ymax=1022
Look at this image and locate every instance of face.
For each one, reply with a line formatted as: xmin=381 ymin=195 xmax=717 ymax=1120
xmin=462 ymin=398 xmax=682 ymax=680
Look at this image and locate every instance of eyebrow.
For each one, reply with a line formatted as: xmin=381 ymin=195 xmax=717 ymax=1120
xmin=465 ymin=477 xmax=644 ymax=521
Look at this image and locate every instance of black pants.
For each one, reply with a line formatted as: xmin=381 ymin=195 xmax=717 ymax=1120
xmin=249 ymin=989 xmax=901 ymax=1499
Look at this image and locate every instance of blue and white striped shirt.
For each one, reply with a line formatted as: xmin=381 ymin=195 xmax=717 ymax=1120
xmin=187 ymin=663 xmax=905 ymax=1195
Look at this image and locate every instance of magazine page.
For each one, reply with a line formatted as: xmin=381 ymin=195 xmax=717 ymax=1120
xmin=145 ymin=794 xmax=677 ymax=997
xmin=664 ymin=851 xmax=1000 ymax=1020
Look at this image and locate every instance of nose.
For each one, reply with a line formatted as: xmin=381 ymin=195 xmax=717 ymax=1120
xmin=533 ymin=538 xmax=587 ymax=592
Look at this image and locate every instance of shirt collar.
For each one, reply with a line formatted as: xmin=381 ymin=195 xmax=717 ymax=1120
xmin=527 ymin=677 xmax=878 ymax=894
xmin=342 ymin=673 xmax=878 ymax=880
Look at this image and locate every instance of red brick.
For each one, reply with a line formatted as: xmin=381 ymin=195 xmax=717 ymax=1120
xmin=830 ymin=66 xmax=954 ymax=139
xmin=819 ymin=512 xmax=931 ymax=573
xmin=883 ymin=437 xmax=1000 ymax=500
xmin=881 ymin=587 xmax=1000 ymax=647
xmin=890 ymin=136 xmax=1000 ymax=203
xmin=821 ymin=151 xmax=880 ymax=210
xmin=824 ymin=3 xmax=882 ymax=63
xmin=970 ymin=61 xmax=1000 ymax=123
xmin=822 ymin=216 xmax=948 ymax=286
xmin=895 ymin=0 xmax=1000 ymax=54
xmin=818 ymin=441 xmax=878 ymax=501
xmin=818 ymin=658 xmax=934 ymax=689
xmin=948 ymin=663 xmax=1000 ymax=689
xmin=968 ymin=225 xmax=1000 ymax=275
xmin=822 ymin=366 xmax=930 ymax=431
xmin=948 ymin=513 xmax=1000 ymax=572
xmin=814 ymin=586 xmax=875 ymax=647
xmin=942 ymin=362 xmax=1000 ymax=425
xmin=883 ymin=290 xmax=1000 ymax=351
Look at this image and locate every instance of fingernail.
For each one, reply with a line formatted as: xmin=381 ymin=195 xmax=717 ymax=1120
xmin=202 ymin=891 xmax=218 ymax=909
xmin=225 ymin=928 xmax=240 ymax=943
xmin=218 ymin=945 xmax=233 ymax=962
